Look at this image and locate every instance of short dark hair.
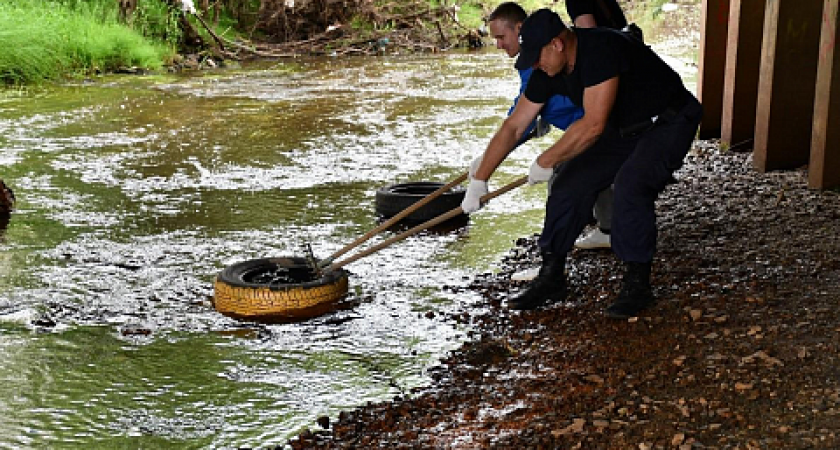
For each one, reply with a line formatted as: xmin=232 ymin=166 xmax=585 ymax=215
xmin=487 ymin=2 xmax=527 ymax=25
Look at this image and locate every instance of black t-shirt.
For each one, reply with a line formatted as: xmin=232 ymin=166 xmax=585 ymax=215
xmin=523 ymin=28 xmax=688 ymax=132
xmin=566 ymin=0 xmax=627 ymax=30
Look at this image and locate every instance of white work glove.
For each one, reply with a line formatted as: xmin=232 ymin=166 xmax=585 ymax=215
xmin=461 ymin=178 xmax=488 ymax=214
xmin=468 ymin=154 xmax=483 ymax=179
xmin=528 ymin=159 xmax=554 ymax=185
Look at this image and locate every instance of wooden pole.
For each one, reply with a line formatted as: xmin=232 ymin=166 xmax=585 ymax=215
xmin=318 ymin=172 xmax=468 ymax=268
xmin=697 ymin=0 xmax=731 ymax=138
xmin=721 ymin=0 xmax=766 ymax=147
xmin=326 ymin=176 xmax=528 ymax=272
xmin=753 ymin=0 xmax=823 ymax=171
xmin=809 ymin=0 xmax=840 ymax=188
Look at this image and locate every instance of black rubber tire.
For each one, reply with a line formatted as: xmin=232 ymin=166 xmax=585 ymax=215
xmin=213 ymin=257 xmax=349 ymax=321
xmin=0 ymin=179 xmax=14 ymax=214
xmin=374 ymin=182 xmax=466 ymax=224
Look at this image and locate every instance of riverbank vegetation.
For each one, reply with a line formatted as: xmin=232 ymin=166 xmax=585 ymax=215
xmin=1 ymin=0 xmax=689 ymax=85
xmin=0 ymin=0 xmax=173 ymax=85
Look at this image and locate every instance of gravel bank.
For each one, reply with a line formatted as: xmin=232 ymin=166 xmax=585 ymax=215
xmin=289 ymin=142 xmax=840 ymax=449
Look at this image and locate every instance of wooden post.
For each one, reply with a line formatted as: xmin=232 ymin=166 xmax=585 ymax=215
xmin=697 ymin=0 xmax=730 ymax=139
xmin=753 ymin=0 xmax=823 ymax=172
xmin=809 ymin=0 xmax=840 ymax=189
xmin=721 ymin=0 xmax=765 ymax=148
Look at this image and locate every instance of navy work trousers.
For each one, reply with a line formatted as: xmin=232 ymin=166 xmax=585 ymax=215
xmin=538 ymin=98 xmax=703 ymax=263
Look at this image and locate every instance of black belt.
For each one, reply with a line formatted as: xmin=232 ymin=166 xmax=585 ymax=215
xmin=659 ymin=89 xmax=692 ymax=121
xmin=619 ymin=90 xmax=692 ymax=138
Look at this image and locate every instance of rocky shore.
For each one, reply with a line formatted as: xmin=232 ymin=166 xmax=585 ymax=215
xmin=288 ymin=142 xmax=840 ymax=449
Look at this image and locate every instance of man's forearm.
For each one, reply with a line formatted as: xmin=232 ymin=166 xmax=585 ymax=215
xmin=536 ymin=118 xmax=602 ymax=168
xmin=474 ymin=121 xmax=524 ymax=180
xmin=514 ymin=119 xmax=539 ymax=148
xmin=535 ymin=76 xmax=617 ymax=168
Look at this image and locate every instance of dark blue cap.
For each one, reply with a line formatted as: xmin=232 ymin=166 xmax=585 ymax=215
xmin=515 ymin=9 xmax=568 ymax=70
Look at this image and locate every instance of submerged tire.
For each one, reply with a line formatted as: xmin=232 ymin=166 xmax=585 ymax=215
xmin=213 ymin=257 xmax=349 ymax=321
xmin=375 ymin=182 xmax=466 ymax=224
xmin=0 ymin=179 xmax=14 ymax=214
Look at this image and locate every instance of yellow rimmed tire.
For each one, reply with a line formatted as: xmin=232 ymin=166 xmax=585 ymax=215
xmin=213 ymin=257 xmax=349 ymax=322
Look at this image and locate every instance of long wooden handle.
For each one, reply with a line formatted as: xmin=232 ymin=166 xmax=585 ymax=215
xmin=326 ymin=175 xmax=528 ymax=272
xmin=318 ymin=172 xmax=468 ymax=268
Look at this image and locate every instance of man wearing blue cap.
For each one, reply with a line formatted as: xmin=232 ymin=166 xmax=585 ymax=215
xmin=461 ymin=8 xmax=702 ymax=318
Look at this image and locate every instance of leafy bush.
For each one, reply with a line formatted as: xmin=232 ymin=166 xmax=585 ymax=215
xmin=132 ymin=0 xmax=186 ymax=49
xmin=0 ymin=1 xmax=171 ymax=84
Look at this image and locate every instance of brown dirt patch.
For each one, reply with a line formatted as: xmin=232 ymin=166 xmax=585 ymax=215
xmin=289 ymin=142 xmax=840 ymax=449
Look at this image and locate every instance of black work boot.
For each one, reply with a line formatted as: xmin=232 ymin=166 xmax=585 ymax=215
xmin=606 ymin=261 xmax=655 ymax=319
xmin=508 ymin=250 xmax=567 ymax=310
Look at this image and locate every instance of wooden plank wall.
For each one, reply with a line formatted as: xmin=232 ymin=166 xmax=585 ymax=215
xmin=699 ymin=0 xmax=840 ymax=189
xmin=809 ymin=0 xmax=840 ymax=189
xmin=721 ymin=0 xmax=765 ymax=148
xmin=753 ymin=0 xmax=823 ymax=172
xmin=697 ymin=0 xmax=730 ymax=138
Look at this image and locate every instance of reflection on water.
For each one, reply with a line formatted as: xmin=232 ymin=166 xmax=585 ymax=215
xmin=0 ymin=44 xmax=698 ymax=447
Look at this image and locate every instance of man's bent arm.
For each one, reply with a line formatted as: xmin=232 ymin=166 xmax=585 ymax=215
xmin=536 ymin=76 xmax=618 ymax=168
xmin=474 ymin=96 xmax=544 ymax=180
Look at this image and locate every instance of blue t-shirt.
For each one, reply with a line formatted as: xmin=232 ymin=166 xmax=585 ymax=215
xmin=510 ymin=67 xmax=584 ymax=145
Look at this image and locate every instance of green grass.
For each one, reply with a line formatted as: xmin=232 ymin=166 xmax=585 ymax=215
xmin=0 ymin=1 xmax=172 ymax=85
xmin=131 ymin=0 xmax=186 ymax=48
xmin=453 ymin=2 xmax=487 ymax=30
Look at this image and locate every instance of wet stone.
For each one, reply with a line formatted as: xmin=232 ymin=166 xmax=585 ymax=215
xmin=121 ymin=325 xmax=152 ymax=336
xmin=317 ymin=416 xmax=330 ymax=429
xmin=32 ymin=315 xmax=57 ymax=328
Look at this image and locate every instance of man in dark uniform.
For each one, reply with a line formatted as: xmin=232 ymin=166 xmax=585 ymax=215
xmin=565 ymin=0 xmax=642 ymax=250
xmin=461 ymin=9 xmax=702 ymax=318
xmin=566 ymin=0 xmax=627 ymax=30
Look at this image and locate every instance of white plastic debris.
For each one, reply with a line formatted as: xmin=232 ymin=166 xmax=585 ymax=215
xmin=180 ymin=0 xmax=196 ymax=14
xmin=661 ymin=3 xmax=679 ymax=12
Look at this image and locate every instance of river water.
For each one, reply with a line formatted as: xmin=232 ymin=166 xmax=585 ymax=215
xmin=0 ymin=43 xmax=696 ymax=448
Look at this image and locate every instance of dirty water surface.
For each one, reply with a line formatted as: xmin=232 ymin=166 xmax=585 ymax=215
xmin=0 ymin=52 xmax=555 ymax=448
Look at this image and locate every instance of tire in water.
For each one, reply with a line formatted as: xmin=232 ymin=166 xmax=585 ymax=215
xmin=213 ymin=257 xmax=349 ymax=321
xmin=374 ymin=182 xmax=466 ymax=224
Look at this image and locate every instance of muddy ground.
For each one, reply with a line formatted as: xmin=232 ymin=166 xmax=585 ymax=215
xmin=288 ymin=142 xmax=840 ymax=449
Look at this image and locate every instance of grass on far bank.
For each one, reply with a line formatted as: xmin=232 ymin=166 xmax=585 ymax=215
xmin=0 ymin=2 xmax=173 ymax=85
